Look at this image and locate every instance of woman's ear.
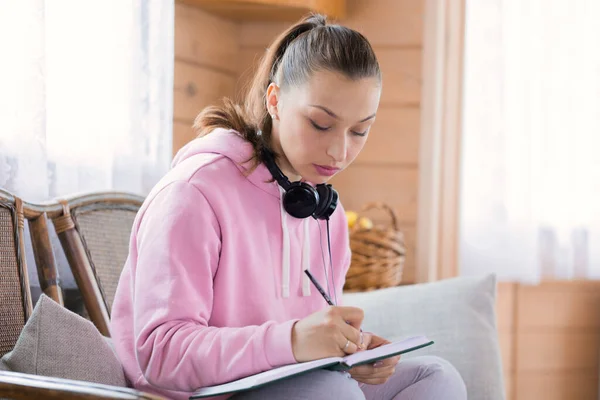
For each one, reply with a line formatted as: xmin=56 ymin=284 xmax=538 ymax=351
xmin=266 ymin=82 xmax=280 ymax=120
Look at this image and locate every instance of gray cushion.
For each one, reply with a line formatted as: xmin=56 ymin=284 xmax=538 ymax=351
xmin=342 ymin=274 xmax=505 ymax=400
xmin=0 ymin=294 xmax=127 ymax=387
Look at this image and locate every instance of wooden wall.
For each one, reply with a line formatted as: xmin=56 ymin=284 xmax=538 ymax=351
xmin=173 ymin=3 xmax=240 ymax=156
xmin=497 ymin=281 xmax=600 ymax=400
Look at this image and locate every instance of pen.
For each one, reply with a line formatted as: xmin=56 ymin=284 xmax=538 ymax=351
xmin=304 ymin=269 xmax=335 ymax=306
xmin=304 ymin=270 xmax=364 ymax=348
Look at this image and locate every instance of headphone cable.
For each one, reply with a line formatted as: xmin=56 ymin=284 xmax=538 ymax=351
xmin=318 ymin=220 xmax=336 ymax=305
xmin=326 ymin=218 xmax=338 ymax=306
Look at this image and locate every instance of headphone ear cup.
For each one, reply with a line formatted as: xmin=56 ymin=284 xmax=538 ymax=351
xmin=282 ymin=182 xmax=320 ymax=219
xmin=314 ymin=184 xmax=338 ymax=220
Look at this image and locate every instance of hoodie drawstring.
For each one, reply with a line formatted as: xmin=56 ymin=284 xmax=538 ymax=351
xmin=280 ymin=186 xmax=290 ymax=298
xmin=279 ymin=186 xmax=311 ymax=298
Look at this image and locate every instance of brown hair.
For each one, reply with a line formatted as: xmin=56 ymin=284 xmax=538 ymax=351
xmin=193 ymin=13 xmax=381 ymax=167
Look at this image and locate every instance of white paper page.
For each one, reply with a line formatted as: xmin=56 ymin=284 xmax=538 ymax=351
xmin=343 ymin=336 xmax=433 ymax=368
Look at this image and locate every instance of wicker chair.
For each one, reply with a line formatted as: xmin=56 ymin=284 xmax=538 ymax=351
xmin=0 ymin=189 xmax=163 ymax=400
xmin=49 ymin=192 xmax=144 ymax=337
xmin=0 ymin=188 xmax=66 ymax=340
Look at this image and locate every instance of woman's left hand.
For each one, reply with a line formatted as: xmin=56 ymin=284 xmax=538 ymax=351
xmin=348 ymin=333 xmax=400 ymax=385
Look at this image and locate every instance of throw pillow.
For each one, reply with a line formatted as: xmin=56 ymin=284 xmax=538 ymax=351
xmin=342 ymin=274 xmax=505 ymax=400
xmin=0 ymin=294 xmax=127 ymax=387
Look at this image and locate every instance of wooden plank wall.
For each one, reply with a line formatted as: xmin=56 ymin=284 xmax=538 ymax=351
xmin=173 ymin=3 xmax=240 ymax=156
xmin=235 ymin=0 xmax=423 ymax=283
xmin=497 ymin=282 xmax=517 ymax=398
xmin=497 ymin=281 xmax=600 ymax=400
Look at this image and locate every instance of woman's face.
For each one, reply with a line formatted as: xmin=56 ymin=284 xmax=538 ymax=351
xmin=267 ymin=70 xmax=381 ymax=184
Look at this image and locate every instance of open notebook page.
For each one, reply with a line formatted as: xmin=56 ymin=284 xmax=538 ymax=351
xmin=191 ymin=335 xmax=434 ymax=398
xmin=342 ymin=335 xmax=433 ymax=368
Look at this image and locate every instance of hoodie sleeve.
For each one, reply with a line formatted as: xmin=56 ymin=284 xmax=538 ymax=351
xmin=131 ymin=180 xmax=298 ymax=392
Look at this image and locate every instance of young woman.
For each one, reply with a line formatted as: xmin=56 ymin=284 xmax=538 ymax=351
xmin=110 ymin=13 xmax=467 ymax=400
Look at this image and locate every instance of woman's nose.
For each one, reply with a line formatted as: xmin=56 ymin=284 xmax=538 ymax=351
xmin=326 ymin=133 xmax=347 ymax=163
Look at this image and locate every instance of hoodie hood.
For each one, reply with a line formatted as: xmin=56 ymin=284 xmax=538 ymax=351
xmin=172 ymin=128 xmax=250 ymax=168
xmin=172 ymin=128 xmax=279 ymax=199
xmin=172 ymin=128 xmax=313 ymax=298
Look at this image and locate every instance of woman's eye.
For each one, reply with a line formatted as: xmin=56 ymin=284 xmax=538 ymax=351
xmin=352 ymin=130 xmax=368 ymax=137
xmin=310 ymin=120 xmax=330 ymax=131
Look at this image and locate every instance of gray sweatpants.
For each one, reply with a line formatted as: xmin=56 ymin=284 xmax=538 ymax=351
xmin=230 ymin=356 xmax=467 ymax=400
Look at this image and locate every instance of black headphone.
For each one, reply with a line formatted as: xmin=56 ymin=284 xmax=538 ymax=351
xmin=261 ymin=148 xmax=338 ymax=220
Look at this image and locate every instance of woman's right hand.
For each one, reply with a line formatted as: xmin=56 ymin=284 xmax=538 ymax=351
xmin=291 ymin=306 xmax=365 ymax=362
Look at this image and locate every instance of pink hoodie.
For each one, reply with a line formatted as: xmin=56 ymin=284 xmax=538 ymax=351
xmin=110 ymin=128 xmax=352 ymax=400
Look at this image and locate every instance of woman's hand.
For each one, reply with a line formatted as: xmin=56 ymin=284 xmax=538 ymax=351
xmin=291 ymin=306 xmax=365 ymax=362
xmin=348 ymin=333 xmax=401 ymax=385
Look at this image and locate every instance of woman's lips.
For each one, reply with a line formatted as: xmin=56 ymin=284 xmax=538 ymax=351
xmin=313 ymin=164 xmax=341 ymax=176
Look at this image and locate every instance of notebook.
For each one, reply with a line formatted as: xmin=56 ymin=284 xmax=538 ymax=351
xmin=189 ymin=335 xmax=434 ymax=399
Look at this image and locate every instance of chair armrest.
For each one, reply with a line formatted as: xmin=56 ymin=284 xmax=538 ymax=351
xmin=0 ymin=371 xmax=166 ymax=400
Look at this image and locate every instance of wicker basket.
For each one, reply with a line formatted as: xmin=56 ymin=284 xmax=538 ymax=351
xmin=344 ymin=202 xmax=407 ymax=292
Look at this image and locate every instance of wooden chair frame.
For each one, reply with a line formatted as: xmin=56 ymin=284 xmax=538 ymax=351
xmin=0 ymin=189 xmax=60 ymax=315
xmin=49 ymin=192 xmax=144 ymax=337
xmin=0 ymin=371 xmax=164 ymax=400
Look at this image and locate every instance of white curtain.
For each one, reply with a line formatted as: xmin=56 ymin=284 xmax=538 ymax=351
xmin=0 ymin=0 xmax=174 ymax=295
xmin=459 ymin=0 xmax=600 ymax=282
xmin=0 ymin=0 xmax=174 ymax=203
